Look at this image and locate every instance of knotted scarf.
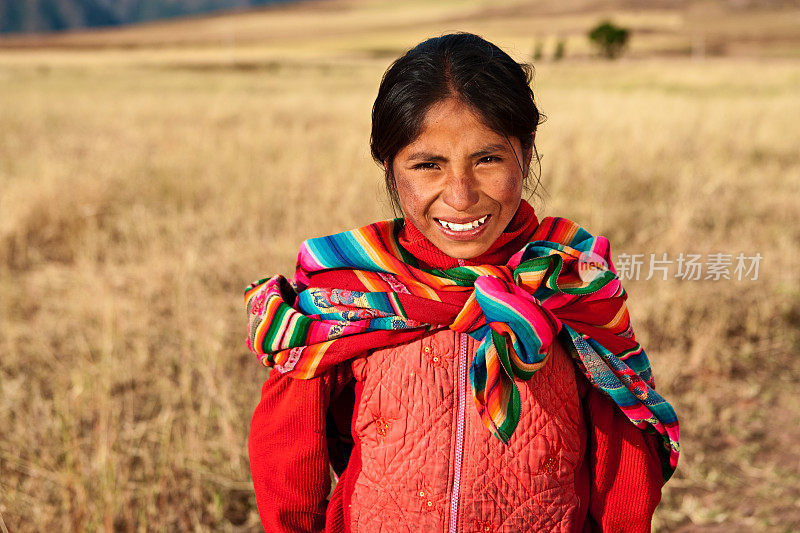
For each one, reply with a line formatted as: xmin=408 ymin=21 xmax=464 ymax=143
xmin=244 ymin=209 xmax=680 ymax=481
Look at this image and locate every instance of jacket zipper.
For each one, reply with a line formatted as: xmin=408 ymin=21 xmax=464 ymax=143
xmin=449 ymin=330 xmax=468 ymax=533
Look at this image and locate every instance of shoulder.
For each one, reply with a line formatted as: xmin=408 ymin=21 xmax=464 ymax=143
xmin=296 ymin=218 xmax=403 ymax=271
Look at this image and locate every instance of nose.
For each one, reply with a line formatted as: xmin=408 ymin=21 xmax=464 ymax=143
xmin=441 ymin=167 xmax=480 ymax=212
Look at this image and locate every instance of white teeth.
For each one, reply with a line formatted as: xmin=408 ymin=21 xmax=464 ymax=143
xmin=437 ymin=215 xmax=488 ymax=232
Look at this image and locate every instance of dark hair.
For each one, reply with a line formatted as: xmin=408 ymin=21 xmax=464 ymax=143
xmin=370 ymin=31 xmax=545 ymax=212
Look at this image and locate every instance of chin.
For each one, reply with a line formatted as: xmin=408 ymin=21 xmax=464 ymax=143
xmin=433 ymin=238 xmax=493 ymax=260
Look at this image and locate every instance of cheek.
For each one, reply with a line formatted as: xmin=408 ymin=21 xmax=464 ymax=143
xmin=490 ymin=173 xmax=523 ymax=204
xmin=395 ymin=174 xmax=434 ymax=216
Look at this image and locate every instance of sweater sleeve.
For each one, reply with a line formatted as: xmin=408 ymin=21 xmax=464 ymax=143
xmin=248 ymin=365 xmax=353 ymax=532
xmin=578 ymin=376 xmax=664 ymax=533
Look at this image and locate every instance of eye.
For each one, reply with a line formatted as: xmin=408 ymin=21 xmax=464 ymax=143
xmin=479 ymin=156 xmax=501 ymax=164
xmin=414 ymin=162 xmax=438 ymax=170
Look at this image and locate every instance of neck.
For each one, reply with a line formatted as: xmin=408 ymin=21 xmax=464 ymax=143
xmin=398 ymin=200 xmax=540 ymax=269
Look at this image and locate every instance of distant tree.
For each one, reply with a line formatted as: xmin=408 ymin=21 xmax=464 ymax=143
xmin=588 ymin=21 xmax=630 ymax=59
xmin=553 ymin=39 xmax=566 ymax=61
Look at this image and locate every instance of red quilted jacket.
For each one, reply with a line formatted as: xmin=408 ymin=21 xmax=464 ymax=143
xmin=248 ymin=213 xmax=664 ymax=532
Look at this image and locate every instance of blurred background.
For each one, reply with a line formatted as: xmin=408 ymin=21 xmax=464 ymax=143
xmin=1 ymin=0 xmax=799 ymax=530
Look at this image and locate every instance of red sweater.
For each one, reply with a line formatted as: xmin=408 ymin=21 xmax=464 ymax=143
xmin=248 ymin=210 xmax=664 ymax=531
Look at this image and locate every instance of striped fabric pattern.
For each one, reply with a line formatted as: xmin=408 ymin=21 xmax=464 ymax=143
xmin=245 ymin=216 xmax=680 ymax=480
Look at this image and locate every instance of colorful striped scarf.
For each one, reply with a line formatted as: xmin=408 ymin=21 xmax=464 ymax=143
xmin=245 ymin=215 xmax=680 ymax=481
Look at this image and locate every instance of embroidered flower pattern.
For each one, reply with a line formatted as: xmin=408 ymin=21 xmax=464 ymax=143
xmin=540 ymin=455 xmax=558 ymax=475
xmin=375 ymin=416 xmax=391 ymax=437
xmin=309 ymin=288 xmax=397 ymax=321
xmin=377 ymin=271 xmax=410 ymax=294
xmin=250 ymin=288 xmax=267 ymax=317
xmin=415 ymin=482 xmax=443 ymax=515
xmin=423 ymin=339 xmax=452 ymax=369
xmin=369 ymin=412 xmax=397 ymax=443
xmin=275 ymin=346 xmax=304 ymax=374
xmin=472 ymin=519 xmax=495 ymax=533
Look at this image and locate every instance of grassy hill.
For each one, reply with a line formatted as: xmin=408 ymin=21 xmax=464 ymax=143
xmin=1 ymin=0 xmax=799 ymax=531
xmin=0 ymin=0 xmax=293 ymax=34
xmin=1 ymin=0 xmax=800 ymax=58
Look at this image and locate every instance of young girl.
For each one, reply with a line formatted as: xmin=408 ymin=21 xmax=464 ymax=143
xmin=245 ymin=32 xmax=680 ymax=532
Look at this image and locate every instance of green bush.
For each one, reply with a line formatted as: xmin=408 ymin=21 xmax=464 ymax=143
xmin=588 ymin=21 xmax=630 ymax=59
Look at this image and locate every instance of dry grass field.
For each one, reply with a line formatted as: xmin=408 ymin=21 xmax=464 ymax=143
xmin=1 ymin=0 xmax=799 ymax=530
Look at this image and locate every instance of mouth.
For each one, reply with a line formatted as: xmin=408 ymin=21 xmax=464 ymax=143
xmin=434 ymin=215 xmax=490 ymax=232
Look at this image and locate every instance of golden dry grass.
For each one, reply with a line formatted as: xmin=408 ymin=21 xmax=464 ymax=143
xmin=1 ymin=0 xmax=800 ymax=531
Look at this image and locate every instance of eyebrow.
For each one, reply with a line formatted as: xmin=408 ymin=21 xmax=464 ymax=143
xmin=405 ymin=142 xmax=509 ymax=162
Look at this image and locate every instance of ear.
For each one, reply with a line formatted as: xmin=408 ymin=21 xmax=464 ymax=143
xmin=525 ymin=132 xmax=535 ymax=171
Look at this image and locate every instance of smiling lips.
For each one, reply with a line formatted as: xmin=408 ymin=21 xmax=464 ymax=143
xmin=435 ymin=215 xmax=490 ymax=232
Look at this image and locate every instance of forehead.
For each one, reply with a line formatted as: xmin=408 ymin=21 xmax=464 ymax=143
xmin=420 ymin=98 xmax=498 ymax=136
xmin=402 ymin=98 xmax=508 ymax=152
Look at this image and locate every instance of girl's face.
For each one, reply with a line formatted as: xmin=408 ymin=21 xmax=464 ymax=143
xmin=388 ymin=97 xmax=532 ymax=259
